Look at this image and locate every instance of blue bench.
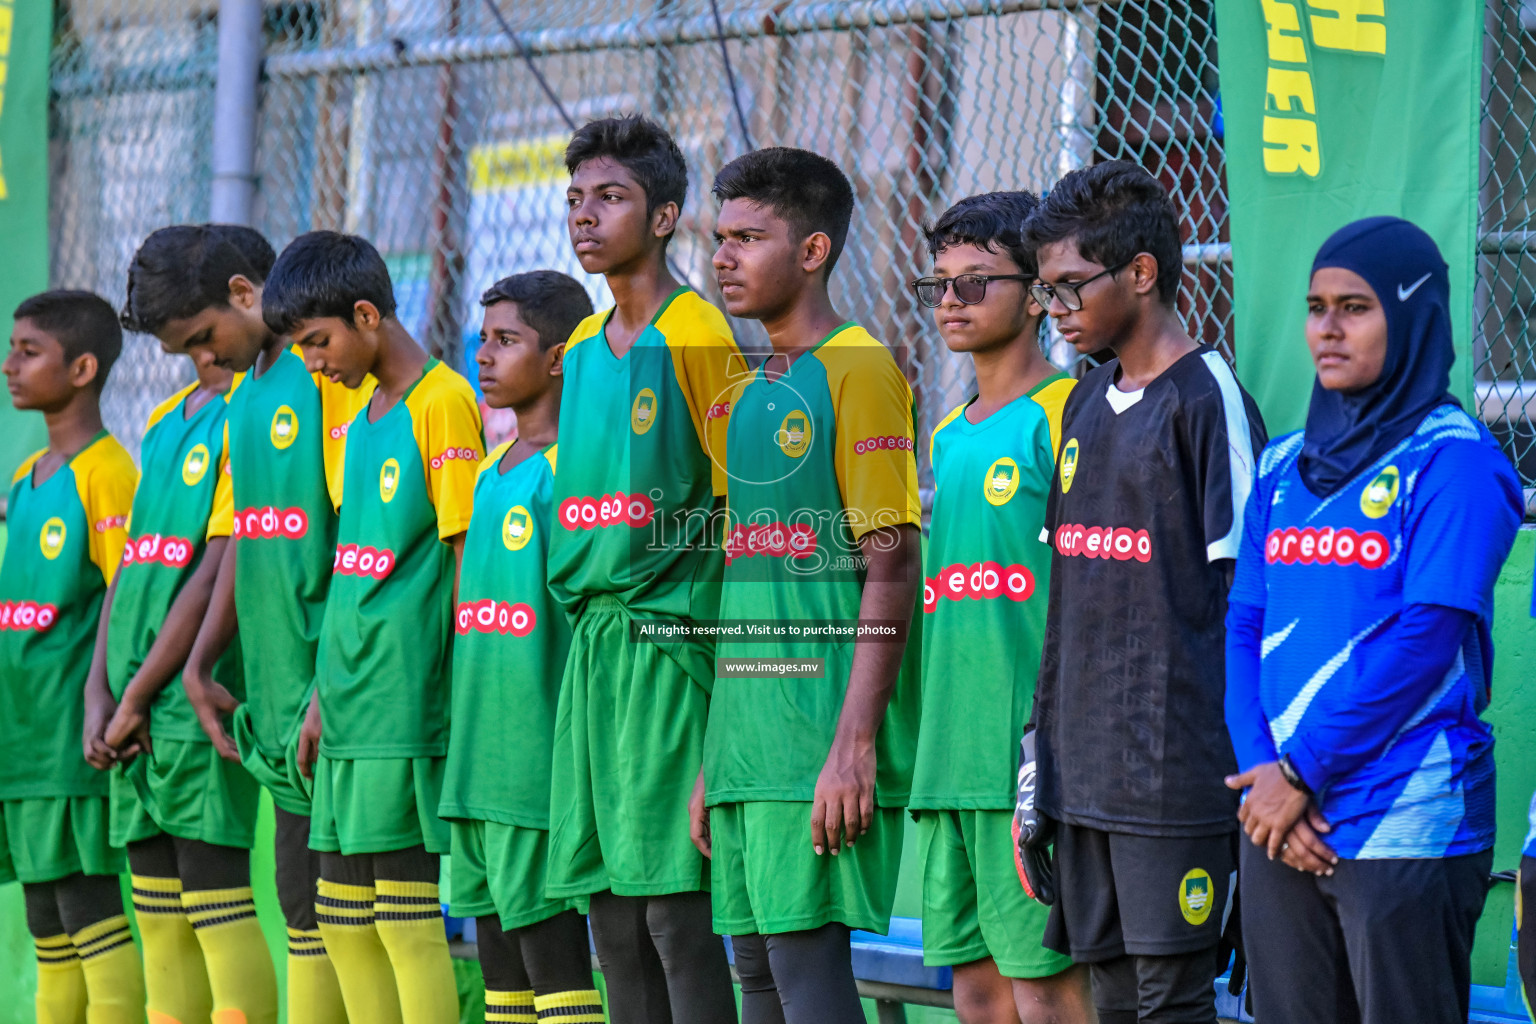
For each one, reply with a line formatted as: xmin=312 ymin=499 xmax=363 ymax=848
xmin=445 ymin=911 xmax=1535 ymax=1023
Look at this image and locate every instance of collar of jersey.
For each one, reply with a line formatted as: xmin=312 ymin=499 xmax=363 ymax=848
xmin=596 ymin=286 xmax=690 ymax=363
xmin=956 ymin=372 xmax=1069 ymax=433
xmin=755 ymin=320 xmax=858 ymax=382
xmin=28 ymin=429 xmax=109 ymax=489
xmin=364 ymin=357 xmax=437 ymax=425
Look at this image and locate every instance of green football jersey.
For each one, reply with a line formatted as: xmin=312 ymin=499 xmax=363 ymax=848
xmin=546 ymin=289 xmax=744 ymax=643
xmin=910 ymin=375 xmax=1075 ymax=809
xmin=0 ymin=433 xmax=136 ymax=799
xmin=439 ymin=441 xmax=570 ymax=828
xmin=705 ymin=324 xmax=923 ymax=806
xmin=317 ymin=359 xmax=483 ymax=759
xmin=107 ymin=382 xmax=244 ymax=742
xmin=222 ymin=346 xmax=371 ymax=757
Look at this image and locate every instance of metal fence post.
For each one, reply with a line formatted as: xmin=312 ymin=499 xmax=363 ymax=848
xmin=210 ymin=0 xmax=264 ymax=225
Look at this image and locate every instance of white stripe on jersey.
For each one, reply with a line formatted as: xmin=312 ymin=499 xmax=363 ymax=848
xmin=1201 ymin=350 xmax=1257 ymax=562
xmin=1270 ymin=613 xmax=1391 ymax=747
xmin=1356 ymin=731 xmax=1463 ymax=859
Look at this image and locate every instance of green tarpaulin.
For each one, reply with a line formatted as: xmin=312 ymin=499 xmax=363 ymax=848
xmin=1215 ymin=0 xmax=1482 ymax=432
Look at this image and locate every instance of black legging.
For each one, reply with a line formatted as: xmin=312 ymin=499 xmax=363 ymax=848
xmin=24 ymin=873 xmax=127 ymax=938
xmin=126 ymin=832 xmax=251 ymax=892
xmin=732 ymin=924 xmax=863 ymax=1024
xmin=477 ymin=908 xmax=593 ymax=994
xmin=587 ymin=890 xmax=737 ymax=1024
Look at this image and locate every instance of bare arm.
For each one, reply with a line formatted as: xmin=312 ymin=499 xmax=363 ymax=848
xmin=83 ymin=574 xmax=122 ymax=770
xmin=182 ymin=537 xmax=242 ymax=760
xmin=811 ymin=523 xmax=920 ymax=856
xmin=105 ymin=537 xmax=230 ymax=755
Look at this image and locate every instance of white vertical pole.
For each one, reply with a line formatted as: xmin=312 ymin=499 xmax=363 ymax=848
xmin=210 ymin=0 xmax=264 ymax=225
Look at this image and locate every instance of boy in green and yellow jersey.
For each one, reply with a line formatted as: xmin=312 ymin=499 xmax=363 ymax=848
xmin=1 ymin=290 xmax=145 ymax=1024
xmin=547 ymin=115 xmax=742 ymax=1022
xmin=128 ymin=223 xmax=362 ymax=1023
xmin=909 ymin=193 xmax=1091 ymax=1024
xmin=440 ymin=271 xmax=601 ymax=1024
xmin=267 ymin=230 xmax=484 ymax=1024
xmin=697 ymin=148 xmax=921 ymax=1023
xmin=88 ymin=331 xmax=277 ymax=1024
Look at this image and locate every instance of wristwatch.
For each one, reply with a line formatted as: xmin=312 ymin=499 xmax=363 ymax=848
xmin=1277 ymin=754 xmax=1313 ymax=796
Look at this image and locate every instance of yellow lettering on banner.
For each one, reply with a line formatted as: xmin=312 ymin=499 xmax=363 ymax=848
xmin=1265 ymin=67 xmax=1316 ymax=115
xmin=1262 ymin=0 xmax=1307 ymax=63
xmin=1263 ymin=117 xmax=1321 ymax=176
xmin=0 ymin=0 xmax=11 ymax=199
xmin=1307 ymin=0 xmax=1386 ymax=55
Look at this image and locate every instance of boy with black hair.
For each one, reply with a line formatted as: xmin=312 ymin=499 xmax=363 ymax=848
xmin=1020 ymin=159 xmax=1266 ymax=1023
xmin=1 ymin=290 xmax=144 ymax=1024
xmin=267 ymin=229 xmax=483 ymax=1024
xmin=88 ymin=331 xmax=277 ymax=1023
xmin=695 ymin=146 xmax=921 ymax=1023
xmin=910 ymin=191 xmax=1091 ymax=1024
xmin=126 ymin=222 xmax=359 ymax=1024
xmin=440 ymin=270 xmax=600 ymax=1024
xmin=546 ymin=113 xmax=743 ymax=1023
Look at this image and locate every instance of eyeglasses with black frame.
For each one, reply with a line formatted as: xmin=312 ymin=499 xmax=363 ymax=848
xmin=1029 ymin=260 xmax=1133 ymax=312
xmin=910 ymin=273 xmax=1034 ymax=309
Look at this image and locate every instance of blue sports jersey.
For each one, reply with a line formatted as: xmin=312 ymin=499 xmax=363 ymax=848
xmin=1230 ymin=405 xmax=1521 ymax=859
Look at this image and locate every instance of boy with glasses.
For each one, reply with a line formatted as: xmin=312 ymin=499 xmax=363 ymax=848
xmin=909 ymin=191 xmax=1092 ymax=1024
xmin=1019 ymin=160 xmax=1266 ymax=1024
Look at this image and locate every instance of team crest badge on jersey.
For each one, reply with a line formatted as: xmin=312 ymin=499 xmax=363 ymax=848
xmin=182 ymin=444 xmax=211 ymax=486
xmin=503 ymin=505 xmax=533 ymax=551
xmin=1060 ymin=438 xmax=1080 ymax=493
xmin=632 ymin=389 xmax=658 ymax=435
xmin=1179 ymin=868 xmax=1213 ymax=925
xmin=777 ymin=411 xmax=812 ymax=458
xmin=1359 ymin=465 xmax=1400 ymax=519
xmin=984 ymin=457 xmax=1019 ymax=506
xmin=39 ymin=517 xmax=67 ymax=560
xmin=270 ymin=406 xmax=298 ymax=450
xmin=379 ymin=458 xmax=401 ymax=503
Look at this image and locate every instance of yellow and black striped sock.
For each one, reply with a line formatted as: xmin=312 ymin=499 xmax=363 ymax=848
xmin=182 ymin=885 xmax=278 ymax=1024
xmin=315 ymin=879 xmax=403 ymax=1024
xmin=535 ymin=989 xmax=605 ymax=1023
xmin=485 ymin=989 xmax=535 ymax=1024
xmin=373 ymin=879 xmax=458 ymax=1023
xmin=286 ymin=928 xmax=348 ymax=1024
xmin=131 ymin=874 xmax=212 ymax=1024
xmin=33 ymin=933 xmax=86 ymax=1024
xmin=72 ymin=914 xmax=146 ymax=1024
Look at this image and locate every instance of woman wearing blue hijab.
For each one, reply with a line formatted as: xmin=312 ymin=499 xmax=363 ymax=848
xmin=1222 ymin=217 xmax=1522 ymax=1024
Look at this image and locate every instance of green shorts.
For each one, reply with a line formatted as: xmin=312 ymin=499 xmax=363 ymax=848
xmin=916 ymin=809 xmax=1074 ymax=979
xmin=310 ymin=755 xmax=449 ymax=855
xmin=547 ymin=597 xmax=711 ymax=898
xmin=449 ymin=819 xmax=582 ymax=929
xmin=110 ymin=740 xmax=260 ymax=850
xmin=0 ymin=796 xmax=124 ymax=885
xmin=233 ymin=702 xmax=313 ymax=816
xmin=710 ymin=801 xmax=902 ymax=936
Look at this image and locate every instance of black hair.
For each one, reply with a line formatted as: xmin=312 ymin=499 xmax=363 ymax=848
xmin=711 ymin=147 xmax=855 ymax=276
xmin=1023 ymin=160 xmax=1183 ymax=305
xmin=925 ymin=191 xmax=1041 ymax=275
xmin=121 ymin=224 xmax=276 ymax=335
xmin=480 ymin=271 xmax=595 ymax=351
xmin=565 ymin=115 xmax=688 ymax=238
xmin=262 ymin=231 xmax=397 ymax=336
xmin=14 ymin=290 xmax=124 ymax=392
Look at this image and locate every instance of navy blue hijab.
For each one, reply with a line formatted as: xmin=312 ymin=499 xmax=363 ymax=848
xmin=1299 ymin=216 xmax=1459 ymax=496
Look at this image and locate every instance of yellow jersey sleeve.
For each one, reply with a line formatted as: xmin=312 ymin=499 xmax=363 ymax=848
xmin=313 ymin=354 xmax=376 ymax=512
xmin=820 ymin=331 xmax=922 ymax=540
xmin=660 ymin=293 xmax=747 ymax=497
xmin=407 ymin=364 xmax=485 ymax=541
xmin=207 ymin=419 xmax=235 ymax=540
xmin=73 ymin=436 xmax=138 ymax=585
xmin=929 ymin=401 xmax=968 ymax=469
xmin=1030 ymin=376 xmax=1076 ymax=458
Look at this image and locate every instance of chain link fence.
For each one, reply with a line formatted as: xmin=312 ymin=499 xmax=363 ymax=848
xmin=1479 ymin=0 xmax=1536 ymax=487
xmin=47 ymin=0 xmax=1231 ymax=472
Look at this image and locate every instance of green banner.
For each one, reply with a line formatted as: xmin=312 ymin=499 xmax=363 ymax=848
xmin=1215 ymin=0 xmax=1482 ymax=433
xmin=0 ymin=0 xmax=50 ymax=484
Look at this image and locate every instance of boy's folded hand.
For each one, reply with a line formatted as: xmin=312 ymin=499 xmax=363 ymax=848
xmin=103 ymin=696 xmax=151 ymax=762
xmin=184 ymin=672 xmax=242 ymax=762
